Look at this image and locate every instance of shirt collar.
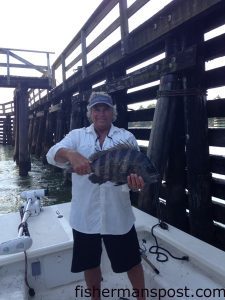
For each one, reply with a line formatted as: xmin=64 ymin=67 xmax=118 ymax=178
xmin=86 ymin=123 xmax=120 ymax=137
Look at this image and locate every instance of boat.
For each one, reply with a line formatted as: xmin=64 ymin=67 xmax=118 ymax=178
xmin=0 ymin=189 xmax=225 ymax=300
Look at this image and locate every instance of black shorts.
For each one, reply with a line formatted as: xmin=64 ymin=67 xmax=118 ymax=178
xmin=71 ymin=226 xmax=141 ymax=273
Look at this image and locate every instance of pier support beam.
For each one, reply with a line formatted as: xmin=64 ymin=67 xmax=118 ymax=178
xmin=183 ymin=27 xmax=214 ymax=244
xmin=14 ymin=86 xmax=31 ymax=176
xmin=3 ymin=115 xmax=12 ymax=145
xmin=139 ymin=74 xmax=180 ymax=218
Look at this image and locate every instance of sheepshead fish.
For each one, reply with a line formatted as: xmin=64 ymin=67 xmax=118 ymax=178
xmin=88 ymin=144 xmax=159 ymax=185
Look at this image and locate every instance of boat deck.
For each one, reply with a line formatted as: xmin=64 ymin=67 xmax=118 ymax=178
xmin=1 ymin=203 xmax=225 ymax=299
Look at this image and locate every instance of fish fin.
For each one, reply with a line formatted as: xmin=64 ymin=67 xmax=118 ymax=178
xmin=113 ymin=139 xmax=136 ymax=149
xmin=89 ymin=142 xmax=135 ymax=162
xmin=88 ymin=149 xmax=111 ymax=162
xmin=88 ymin=173 xmax=105 ymax=185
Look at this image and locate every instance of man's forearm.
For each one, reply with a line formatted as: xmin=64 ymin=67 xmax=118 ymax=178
xmin=55 ymin=148 xmax=76 ymax=163
xmin=55 ymin=148 xmax=91 ymax=174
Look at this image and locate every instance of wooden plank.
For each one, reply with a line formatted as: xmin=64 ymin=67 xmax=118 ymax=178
xmin=49 ymin=1 xmax=224 ymax=105
xmin=119 ymin=0 xmax=129 ymax=55
xmin=107 ymin=46 xmax=196 ymax=93
xmin=81 ymin=29 xmax=87 ymax=78
xmin=207 ymin=99 xmax=225 ymax=117
xmin=127 ymin=0 xmax=224 ymax=55
xmin=86 ymin=18 xmax=120 ymax=55
xmin=128 ymin=108 xmax=155 ymax=122
xmin=211 ymin=177 xmax=225 ymax=200
xmin=1 ymin=49 xmax=47 ymax=75
xmin=53 ymin=37 xmax=81 ymax=71
xmin=201 ymin=4 xmax=225 ymax=34
xmin=206 ymin=66 xmax=225 ymax=89
xmin=52 ymin=0 xmax=119 ymax=70
xmin=127 ymin=86 xmax=159 ymax=104
xmin=128 ymin=127 xmax=150 ymax=140
xmin=208 ymin=128 xmax=225 ymax=147
xmin=0 ymin=63 xmax=47 ymax=70
xmin=204 ymin=32 xmax=225 ymax=61
xmin=127 ymin=0 xmax=150 ymax=18
xmin=0 ymin=76 xmax=50 ymax=89
xmin=213 ymin=201 xmax=225 ymax=225
xmin=84 ymin=0 xmax=119 ymax=36
xmin=0 ymin=47 xmax=54 ymax=54
xmin=210 ymin=155 xmax=225 ymax=174
xmin=159 ymin=186 xmax=225 ymax=226
xmin=65 ymin=53 xmax=82 ymax=72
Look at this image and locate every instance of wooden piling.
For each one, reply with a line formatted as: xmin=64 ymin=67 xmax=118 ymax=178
xmin=3 ymin=115 xmax=12 ymax=145
xmin=42 ymin=112 xmax=55 ymax=163
xmin=35 ymin=113 xmax=46 ymax=157
xmin=55 ymin=110 xmax=65 ymax=143
xmin=163 ymin=36 xmax=188 ymax=231
xmin=113 ymin=90 xmax=128 ymax=129
xmin=15 ymin=86 xmax=31 ymax=176
xmin=165 ymin=100 xmax=189 ymax=231
xmin=182 ymin=27 xmax=214 ymax=244
xmin=70 ymin=95 xmax=89 ymax=130
xmin=28 ymin=115 xmax=34 ymax=152
xmin=30 ymin=115 xmax=39 ymax=154
xmin=139 ymin=74 xmax=180 ymax=218
xmin=13 ymin=89 xmax=19 ymax=164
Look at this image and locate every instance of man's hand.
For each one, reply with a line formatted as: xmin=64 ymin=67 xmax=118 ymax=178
xmin=127 ymin=173 xmax=145 ymax=191
xmin=55 ymin=148 xmax=91 ymax=175
xmin=67 ymin=151 xmax=91 ymax=175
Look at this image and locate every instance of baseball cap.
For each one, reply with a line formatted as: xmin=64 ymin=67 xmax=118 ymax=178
xmin=88 ymin=93 xmax=113 ymax=108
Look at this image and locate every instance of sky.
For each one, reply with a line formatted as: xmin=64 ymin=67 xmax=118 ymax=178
xmin=0 ymin=0 xmax=103 ymax=59
xmin=0 ymin=0 xmax=172 ymax=104
xmin=0 ymin=0 xmax=224 ymax=105
xmin=0 ymin=0 xmax=102 ymax=103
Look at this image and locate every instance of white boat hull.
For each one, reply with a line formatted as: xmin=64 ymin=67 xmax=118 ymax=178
xmin=0 ymin=202 xmax=225 ymax=299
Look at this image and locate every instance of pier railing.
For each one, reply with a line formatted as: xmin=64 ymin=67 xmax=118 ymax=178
xmin=0 ymin=47 xmax=53 ymax=85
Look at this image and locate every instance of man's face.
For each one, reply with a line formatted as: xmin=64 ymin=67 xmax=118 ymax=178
xmin=91 ymin=104 xmax=113 ymax=131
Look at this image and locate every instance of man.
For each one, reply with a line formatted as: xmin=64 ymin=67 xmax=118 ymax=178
xmin=46 ymin=92 xmax=146 ymax=300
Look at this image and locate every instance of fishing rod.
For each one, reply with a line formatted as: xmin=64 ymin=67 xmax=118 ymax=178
xmin=0 ymin=188 xmax=47 ymax=255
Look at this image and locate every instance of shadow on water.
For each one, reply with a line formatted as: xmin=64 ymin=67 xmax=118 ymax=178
xmin=0 ymin=145 xmax=71 ymax=214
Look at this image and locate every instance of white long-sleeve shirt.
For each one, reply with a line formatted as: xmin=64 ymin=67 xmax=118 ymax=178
xmin=46 ymin=124 xmax=138 ymax=235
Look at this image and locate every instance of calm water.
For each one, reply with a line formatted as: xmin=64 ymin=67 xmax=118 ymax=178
xmin=0 ymin=145 xmax=71 ymax=214
xmin=1 ymin=144 xmax=225 ymax=214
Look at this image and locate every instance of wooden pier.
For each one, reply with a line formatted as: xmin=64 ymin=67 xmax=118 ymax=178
xmin=1 ymin=0 xmax=225 ymax=251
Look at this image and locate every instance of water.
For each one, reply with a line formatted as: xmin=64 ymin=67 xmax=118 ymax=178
xmin=1 ymin=144 xmax=225 ymax=214
xmin=0 ymin=145 xmax=71 ymax=214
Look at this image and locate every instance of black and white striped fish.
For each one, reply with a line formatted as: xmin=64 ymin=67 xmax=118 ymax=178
xmin=88 ymin=144 xmax=159 ymax=185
